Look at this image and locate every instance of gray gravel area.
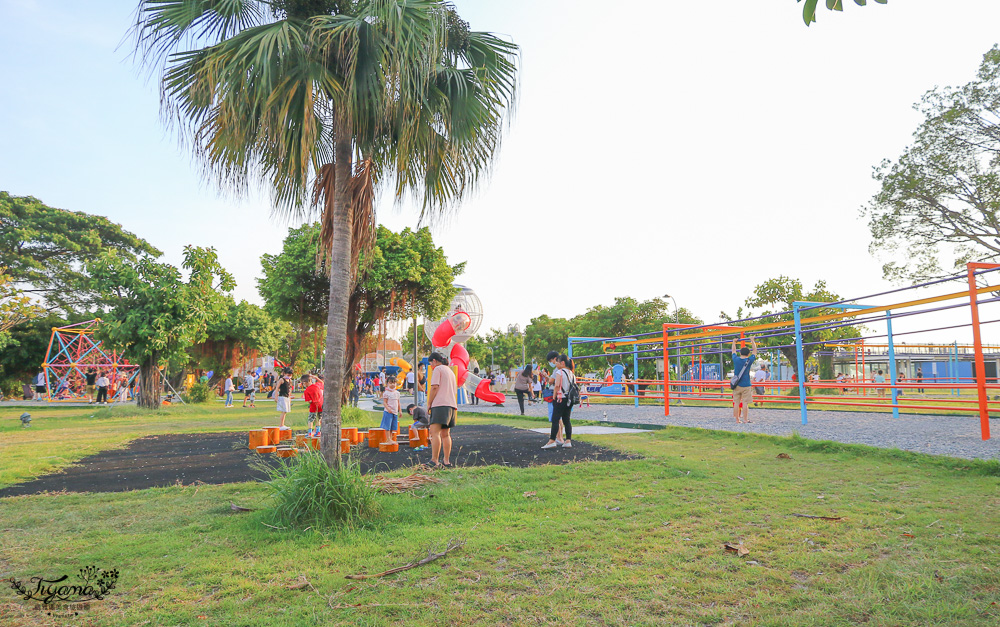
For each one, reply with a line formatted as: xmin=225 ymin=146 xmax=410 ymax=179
xmin=466 ymin=400 xmax=1000 ymax=460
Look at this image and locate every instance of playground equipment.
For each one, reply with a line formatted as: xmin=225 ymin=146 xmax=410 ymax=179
xmin=568 ymin=262 xmax=1000 ymax=441
xmin=249 ymin=424 xmax=427 ymax=455
xmin=39 ymin=319 xmax=139 ymax=402
xmin=389 ymin=357 xmax=412 ymax=387
xmin=425 ymin=286 xmax=507 ymax=405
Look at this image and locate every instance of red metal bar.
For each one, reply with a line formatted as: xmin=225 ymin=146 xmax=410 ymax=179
xmin=968 ymin=262 xmax=999 ymax=440
xmin=663 ymin=324 xmax=670 ymax=417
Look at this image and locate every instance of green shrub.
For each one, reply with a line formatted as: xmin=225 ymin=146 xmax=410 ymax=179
xmin=340 ymin=405 xmax=373 ymax=425
xmin=185 ymin=382 xmax=213 ymax=404
xmin=255 ymin=450 xmax=379 ymax=530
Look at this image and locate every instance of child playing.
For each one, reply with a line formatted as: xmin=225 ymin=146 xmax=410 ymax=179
xmin=381 ymin=378 xmax=401 ymax=443
xmin=302 ymin=374 xmax=324 ymax=436
xmin=406 ymin=403 xmax=430 ymax=451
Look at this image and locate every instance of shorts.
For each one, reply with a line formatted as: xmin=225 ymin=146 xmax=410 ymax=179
xmin=276 ymin=396 xmax=291 ymax=413
xmin=754 ymin=386 xmax=765 ymax=395
xmin=36 ymin=385 xmax=45 ymax=394
xmin=429 ymin=406 xmax=457 ymax=429
xmin=244 ymin=388 xmax=254 ymax=398
xmin=86 ymin=385 xmax=96 ymax=395
xmin=733 ymin=385 xmax=752 ymax=407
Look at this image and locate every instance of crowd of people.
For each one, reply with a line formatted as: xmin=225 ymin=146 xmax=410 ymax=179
xmin=23 ymin=368 xmax=138 ymax=404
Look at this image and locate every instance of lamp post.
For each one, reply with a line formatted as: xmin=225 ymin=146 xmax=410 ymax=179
xmin=487 ymin=346 xmax=495 ymax=373
xmin=509 ymin=324 xmax=525 ymax=369
xmin=663 ymin=293 xmax=681 ymax=381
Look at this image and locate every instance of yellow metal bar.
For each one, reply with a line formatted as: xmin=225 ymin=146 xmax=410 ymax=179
xmin=675 ymin=285 xmax=1000 ymax=342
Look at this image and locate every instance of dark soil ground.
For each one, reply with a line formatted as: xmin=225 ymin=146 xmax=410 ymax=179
xmin=0 ymin=424 xmax=637 ymax=497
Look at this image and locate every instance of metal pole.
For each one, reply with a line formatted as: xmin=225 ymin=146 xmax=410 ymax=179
xmin=793 ymin=303 xmax=808 ymax=425
xmin=633 ymin=343 xmax=639 ymax=408
xmin=968 ymin=266 xmax=992 ymax=440
xmin=886 ymin=310 xmax=899 ymax=419
xmin=662 ymin=324 xmax=670 ymax=416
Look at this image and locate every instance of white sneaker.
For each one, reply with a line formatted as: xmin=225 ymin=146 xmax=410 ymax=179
xmin=562 ymin=441 xmax=572 ymax=448
xmin=555 ymin=439 xmax=565 ymax=446
xmin=541 ymin=442 xmax=559 ymax=449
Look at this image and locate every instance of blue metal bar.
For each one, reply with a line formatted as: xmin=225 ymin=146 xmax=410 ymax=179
xmin=794 ymin=303 xmax=808 ymax=425
xmin=886 ymin=310 xmax=899 ymax=419
xmin=633 ymin=343 xmax=639 ymax=408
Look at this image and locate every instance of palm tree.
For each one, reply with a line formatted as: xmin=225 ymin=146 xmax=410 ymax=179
xmin=132 ymin=0 xmax=517 ymax=465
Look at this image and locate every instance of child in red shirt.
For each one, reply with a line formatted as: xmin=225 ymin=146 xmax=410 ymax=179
xmin=301 ymin=374 xmax=324 ymax=437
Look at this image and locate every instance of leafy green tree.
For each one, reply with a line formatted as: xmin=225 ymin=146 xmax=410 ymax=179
xmin=467 ymin=327 xmax=524 ymax=374
xmin=798 ymin=0 xmax=886 ymax=26
xmin=865 ymin=45 xmax=1000 ymax=282
xmin=346 ymin=226 xmax=461 ymax=400
xmin=194 ymin=300 xmax=293 ymax=379
xmin=728 ymin=277 xmax=861 ymax=380
xmin=0 ymin=269 xmax=42 ymax=352
xmin=134 ymin=0 xmax=518 ymax=465
xmin=89 ymin=247 xmax=235 ymax=409
xmin=0 ymin=192 xmax=159 ymax=312
xmin=524 ymin=315 xmax=576 ymax=364
xmin=258 ymin=224 xmax=331 ymax=366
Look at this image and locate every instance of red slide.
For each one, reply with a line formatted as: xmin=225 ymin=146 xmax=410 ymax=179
xmin=475 ymin=379 xmax=505 ymax=404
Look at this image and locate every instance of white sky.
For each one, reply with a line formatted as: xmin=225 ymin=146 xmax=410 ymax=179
xmin=3 ymin=0 xmax=1000 ymax=346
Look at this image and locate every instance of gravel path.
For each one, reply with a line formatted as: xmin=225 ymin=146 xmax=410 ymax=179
xmin=465 ymin=400 xmax=1000 ymax=460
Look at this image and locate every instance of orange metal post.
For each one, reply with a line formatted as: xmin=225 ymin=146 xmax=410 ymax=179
xmin=967 ymin=263 xmax=999 ymax=440
xmin=663 ymin=324 xmax=670 ymax=416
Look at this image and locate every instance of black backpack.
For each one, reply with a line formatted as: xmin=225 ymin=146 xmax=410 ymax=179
xmin=560 ymin=368 xmax=581 ymax=406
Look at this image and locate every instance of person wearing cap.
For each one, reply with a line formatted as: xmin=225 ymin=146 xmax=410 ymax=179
xmin=426 ymin=352 xmax=457 ymax=467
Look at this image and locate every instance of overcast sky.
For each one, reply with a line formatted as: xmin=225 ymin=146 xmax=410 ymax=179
xmin=4 ymin=0 xmax=1000 ymax=346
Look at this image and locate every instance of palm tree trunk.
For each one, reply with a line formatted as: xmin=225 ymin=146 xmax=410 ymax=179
xmin=320 ymin=120 xmax=353 ymax=467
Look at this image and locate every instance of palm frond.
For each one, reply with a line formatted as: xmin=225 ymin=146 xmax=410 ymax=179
xmin=131 ymin=0 xmax=266 ymax=71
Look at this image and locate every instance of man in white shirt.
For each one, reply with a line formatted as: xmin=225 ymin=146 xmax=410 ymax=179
xmin=242 ymin=372 xmax=256 ymax=408
xmin=752 ymin=367 xmax=767 ymax=406
xmin=405 ymin=369 xmax=415 ymax=394
xmin=95 ymin=372 xmax=110 ymax=404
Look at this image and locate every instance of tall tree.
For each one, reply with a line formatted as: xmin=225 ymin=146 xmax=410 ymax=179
xmin=865 ymin=45 xmax=1000 ymax=283
xmin=89 ymin=247 xmax=235 ymax=408
xmin=258 ymin=223 xmax=331 ymax=365
xmin=0 ymin=192 xmax=159 ymax=312
xmin=0 ymin=269 xmax=42 ymax=352
xmin=797 ymin=0 xmax=886 ymax=26
xmin=726 ymin=277 xmax=861 ymax=379
xmin=346 ymin=225 xmax=459 ymax=401
xmin=134 ymin=0 xmax=517 ymax=466
xmin=196 ymin=300 xmax=292 ymax=378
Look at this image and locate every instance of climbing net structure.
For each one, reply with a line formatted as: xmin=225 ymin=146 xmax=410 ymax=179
xmin=40 ymin=319 xmax=139 ymax=402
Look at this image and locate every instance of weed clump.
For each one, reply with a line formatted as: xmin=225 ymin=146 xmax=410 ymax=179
xmin=255 ymin=450 xmax=379 ymax=530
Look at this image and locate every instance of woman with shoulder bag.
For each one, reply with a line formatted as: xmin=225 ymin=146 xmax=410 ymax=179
xmin=541 ymin=354 xmax=575 ymax=449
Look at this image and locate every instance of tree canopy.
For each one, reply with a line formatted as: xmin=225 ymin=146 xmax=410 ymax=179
xmin=798 ymin=0 xmax=886 ymax=26
xmin=0 ymin=269 xmax=42 ymax=352
xmin=195 ymin=300 xmax=292 ymax=378
xmin=89 ymin=246 xmax=235 ymax=408
xmin=726 ymin=277 xmax=861 ymax=377
xmin=0 ymin=192 xmax=159 ymax=312
xmin=258 ymin=223 xmax=331 ymax=365
xmin=865 ymin=45 xmax=1000 ymax=283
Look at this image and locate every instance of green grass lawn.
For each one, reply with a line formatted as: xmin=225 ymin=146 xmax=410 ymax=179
xmin=1 ymin=404 xmax=999 ymax=625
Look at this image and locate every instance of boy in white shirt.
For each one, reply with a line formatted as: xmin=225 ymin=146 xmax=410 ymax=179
xmin=380 ymin=378 xmax=401 ymax=443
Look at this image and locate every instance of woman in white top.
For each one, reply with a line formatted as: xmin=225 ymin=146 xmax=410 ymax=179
xmin=542 ymin=354 xmax=575 ymax=449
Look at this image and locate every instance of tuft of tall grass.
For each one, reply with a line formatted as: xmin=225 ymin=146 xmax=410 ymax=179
xmin=253 ymin=449 xmax=380 ymax=530
xmin=340 ymin=405 xmax=373 ymax=425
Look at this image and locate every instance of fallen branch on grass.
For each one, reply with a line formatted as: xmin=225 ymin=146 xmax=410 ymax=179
xmin=790 ymin=513 xmax=844 ymax=521
xmin=230 ymin=503 xmax=254 ymax=512
xmin=345 ymin=540 xmax=465 ymax=580
xmin=368 ymin=473 xmax=441 ymax=494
